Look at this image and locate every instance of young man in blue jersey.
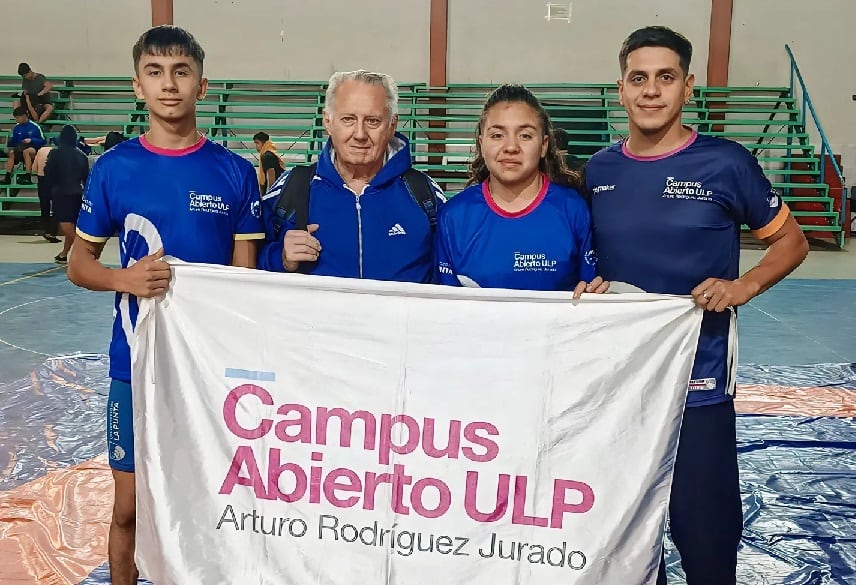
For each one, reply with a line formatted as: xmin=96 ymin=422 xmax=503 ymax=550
xmin=258 ymin=70 xmax=444 ymax=282
xmin=584 ymin=26 xmax=808 ymax=584
xmin=67 ymin=26 xmax=263 ymax=585
xmin=435 ymin=84 xmax=606 ymax=294
xmin=2 ymin=106 xmax=46 ymax=185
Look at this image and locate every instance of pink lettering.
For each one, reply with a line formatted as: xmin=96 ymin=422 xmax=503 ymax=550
xmin=222 ymin=385 xmax=273 ymax=440
xmin=266 ymin=448 xmax=307 ymax=502
xmin=550 ymin=479 xmax=595 ymax=528
xmin=461 ymin=422 xmax=500 ymax=462
xmin=512 ymin=476 xmax=548 ymax=526
xmin=463 ymin=471 xmax=509 ymax=522
xmin=378 ymin=414 xmax=420 ymax=465
xmin=410 ymin=478 xmax=452 ymax=519
xmin=218 ymin=445 xmax=270 ymax=499
xmin=274 ymin=403 xmax=313 ymax=443
xmin=323 ymin=467 xmax=362 ymax=508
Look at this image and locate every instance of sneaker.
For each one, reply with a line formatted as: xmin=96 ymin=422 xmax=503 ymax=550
xmin=0 ymin=175 xmax=10 ymax=185
xmin=18 ymin=174 xmax=32 ymax=185
xmin=42 ymin=234 xmax=61 ymax=243
xmin=54 ymin=254 xmax=68 ymax=264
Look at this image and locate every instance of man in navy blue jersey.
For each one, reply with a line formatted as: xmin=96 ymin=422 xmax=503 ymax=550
xmin=585 ymin=26 xmax=808 ymax=584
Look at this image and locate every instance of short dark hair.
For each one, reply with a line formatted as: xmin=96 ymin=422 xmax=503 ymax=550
xmin=13 ymin=106 xmax=29 ymax=118
xmin=619 ymin=26 xmax=692 ymax=75
xmin=253 ymin=131 xmax=270 ymax=142
xmin=132 ymin=25 xmax=205 ymax=73
xmin=17 ymin=62 xmax=31 ymax=76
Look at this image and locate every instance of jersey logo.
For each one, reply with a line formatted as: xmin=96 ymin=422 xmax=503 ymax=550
xmin=767 ymin=190 xmax=780 ymax=208
xmin=584 ymin=249 xmax=598 ymax=266
xmin=388 ymin=223 xmax=407 ymax=236
xmin=513 ymin=252 xmax=558 ymax=272
xmin=591 ymin=184 xmax=615 ymax=195
xmin=662 ymin=177 xmax=714 ymax=201
xmin=189 ymin=191 xmax=230 ymax=216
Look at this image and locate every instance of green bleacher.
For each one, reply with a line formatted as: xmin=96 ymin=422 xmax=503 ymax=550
xmin=0 ymin=75 xmax=844 ymax=247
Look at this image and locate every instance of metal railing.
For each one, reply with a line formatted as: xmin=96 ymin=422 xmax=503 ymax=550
xmin=786 ymin=44 xmax=847 ymax=244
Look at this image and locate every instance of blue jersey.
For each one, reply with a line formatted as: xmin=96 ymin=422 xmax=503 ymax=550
xmin=585 ymin=131 xmax=788 ymax=407
xmin=435 ymin=178 xmax=596 ymax=290
xmin=9 ymin=120 xmax=46 ymax=149
xmin=76 ymin=135 xmax=264 ymax=383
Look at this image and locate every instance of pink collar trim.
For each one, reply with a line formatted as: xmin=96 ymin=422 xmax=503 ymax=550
xmin=482 ymin=174 xmax=549 ymax=219
xmin=140 ymin=133 xmax=206 ymax=156
xmin=621 ymin=129 xmax=698 ymax=161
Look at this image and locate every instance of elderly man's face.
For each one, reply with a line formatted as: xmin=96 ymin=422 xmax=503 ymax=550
xmin=324 ymin=80 xmax=397 ymax=170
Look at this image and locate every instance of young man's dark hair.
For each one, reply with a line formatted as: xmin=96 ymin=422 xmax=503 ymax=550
xmin=253 ymin=131 xmax=270 ymax=143
xmin=132 ymin=25 xmax=206 ymax=73
xmin=17 ymin=62 xmax=31 ymax=76
xmin=618 ymin=26 xmax=693 ymax=75
xmin=12 ymin=106 xmax=29 ymax=118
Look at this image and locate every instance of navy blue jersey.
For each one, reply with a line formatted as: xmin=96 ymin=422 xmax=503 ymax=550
xmin=435 ymin=178 xmax=596 ymax=290
xmin=585 ymin=131 xmax=787 ymax=407
xmin=76 ymin=135 xmax=264 ymax=382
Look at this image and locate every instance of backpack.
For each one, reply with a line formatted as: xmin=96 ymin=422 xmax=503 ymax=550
xmin=273 ymin=164 xmax=439 ymax=234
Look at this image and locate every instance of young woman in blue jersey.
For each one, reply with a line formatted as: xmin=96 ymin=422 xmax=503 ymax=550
xmin=435 ymin=84 xmax=607 ymax=295
xmin=67 ymin=26 xmax=263 ymax=585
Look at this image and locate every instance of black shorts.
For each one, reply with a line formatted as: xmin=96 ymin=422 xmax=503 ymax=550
xmin=53 ymin=192 xmax=83 ymax=223
xmin=21 ymin=94 xmax=52 ymax=117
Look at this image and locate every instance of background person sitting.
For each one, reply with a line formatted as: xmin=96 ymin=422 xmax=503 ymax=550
xmin=16 ymin=63 xmax=54 ymax=123
xmin=2 ymin=106 xmax=47 ymax=185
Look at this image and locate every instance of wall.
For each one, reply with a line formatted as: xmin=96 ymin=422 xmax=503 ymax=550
xmin=730 ymin=0 xmax=856 ymax=174
xmin=447 ymin=0 xmax=711 ymax=85
xmin=0 ymin=0 xmax=150 ymax=76
xmin=173 ymin=0 xmax=430 ymax=82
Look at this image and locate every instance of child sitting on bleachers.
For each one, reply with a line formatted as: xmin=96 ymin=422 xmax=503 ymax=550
xmin=1 ymin=106 xmax=46 ymax=185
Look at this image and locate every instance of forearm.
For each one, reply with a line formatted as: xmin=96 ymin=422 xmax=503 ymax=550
xmin=68 ymin=247 xmax=128 ymax=293
xmin=740 ymin=226 xmax=808 ymax=297
xmin=231 ymin=239 xmax=258 ymax=269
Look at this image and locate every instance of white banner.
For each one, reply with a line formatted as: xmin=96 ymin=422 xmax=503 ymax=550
xmin=132 ymin=264 xmax=702 ymax=585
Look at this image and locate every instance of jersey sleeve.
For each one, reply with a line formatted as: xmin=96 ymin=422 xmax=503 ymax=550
xmin=573 ymin=202 xmax=598 ymax=284
xmin=434 ymin=206 xmax=460 ymax=286
xmin=76 ymin=158 xmax=115 ymax=243
xmin=257 ymin=170 xmax=295 ymax=272
xmin=731 ymin=148 xmax=789 ymax=240
xmin=233 ymin=162 xmax=265 ymax=241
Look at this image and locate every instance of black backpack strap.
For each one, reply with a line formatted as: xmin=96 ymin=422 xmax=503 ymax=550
xmin=402 ymin=168 xmax=439 ymax=231
xmin=274 ymin=163 xmax=316 ymax=232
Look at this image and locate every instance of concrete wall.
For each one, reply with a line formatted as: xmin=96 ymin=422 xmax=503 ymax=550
xmin=0 ymin=0 xmax=150 ymax=76
xmin=173 ymin=0 xmax=430 ymax=82
xmin=730 ymin=0 xmax=855 ymax=176
xmin=447 ymin=0 xmax=711 ymax=85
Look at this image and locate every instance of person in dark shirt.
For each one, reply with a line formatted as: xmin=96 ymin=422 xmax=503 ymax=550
xmin=43 ymin=125 xmax=89 ymax=263
xmin=253 ymin=131 xmax=285 ymax=194
xmin=17 ymin=63 xmax=54 ymax=123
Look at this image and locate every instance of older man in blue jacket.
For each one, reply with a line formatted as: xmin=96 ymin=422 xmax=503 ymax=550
xmin=258 ymin=70 xmax=444 ymax=282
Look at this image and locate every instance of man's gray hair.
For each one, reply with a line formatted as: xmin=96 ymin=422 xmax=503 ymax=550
xmin=325 ymin=70 xmax=399 ymax=119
